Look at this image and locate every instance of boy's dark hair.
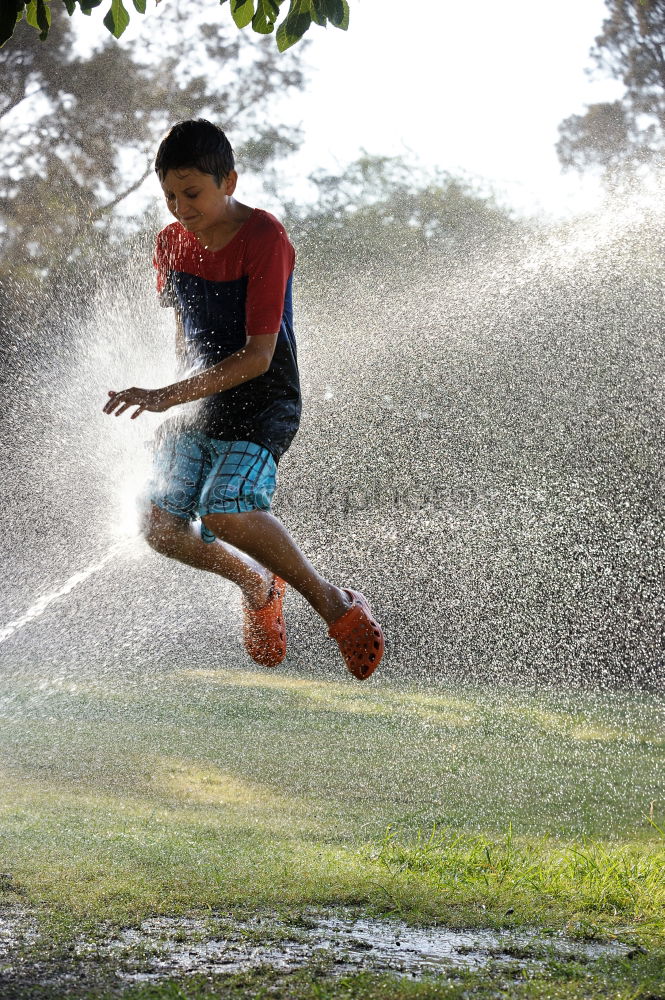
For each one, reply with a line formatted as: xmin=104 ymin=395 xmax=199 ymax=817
xmin=155 ymin=119 xmax=235 ymax=185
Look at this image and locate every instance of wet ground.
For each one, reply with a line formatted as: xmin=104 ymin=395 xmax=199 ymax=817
xmin=0 ymin=904 xmax=630 ymax=992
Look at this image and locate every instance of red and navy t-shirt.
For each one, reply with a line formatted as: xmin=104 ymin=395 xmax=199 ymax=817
xmin=153 ymin=209 xmax=301 ymax=460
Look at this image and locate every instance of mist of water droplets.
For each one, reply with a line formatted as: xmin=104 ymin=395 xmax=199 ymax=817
xmin=1 ymin=192 xmax=664 ymax=691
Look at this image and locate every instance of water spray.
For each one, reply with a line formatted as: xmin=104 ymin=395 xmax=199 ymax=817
xmin=0 ymin=539 xmax=133 ymax=645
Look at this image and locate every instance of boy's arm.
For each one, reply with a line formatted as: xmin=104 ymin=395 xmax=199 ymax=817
xmin=103 ymin=334 xmax=277 ymax=419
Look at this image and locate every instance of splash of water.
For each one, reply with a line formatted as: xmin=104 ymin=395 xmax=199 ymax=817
xmin=1 ymin=187 xmax=664 ymax=688
xmin=0 ymin=539 xmax=131 ymax=645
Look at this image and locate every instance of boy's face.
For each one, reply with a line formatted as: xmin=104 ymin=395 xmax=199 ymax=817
xmin=160 ymin=168 xmax=237 ymax=232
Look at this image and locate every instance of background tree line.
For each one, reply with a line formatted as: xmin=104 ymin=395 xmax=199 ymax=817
xmin=2 ymin=0 xmax=661 ymax=304
xmin=0 ymin=0 xmax=523 ymax=357
xmin=3 ymin=0 xmax=661 ymax=320
xmin=557 ymin=0 xmax=665 ymax=184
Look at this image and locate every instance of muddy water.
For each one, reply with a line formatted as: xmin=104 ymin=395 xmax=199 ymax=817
xmin=0 ymin=906 xmax=630 ymax=989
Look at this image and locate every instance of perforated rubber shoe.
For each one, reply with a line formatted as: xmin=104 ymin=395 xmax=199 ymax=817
xmin=242 ymin=576 xmax=287 ymax=668
xmin=328 ymin=590 xmax=384 ymax=680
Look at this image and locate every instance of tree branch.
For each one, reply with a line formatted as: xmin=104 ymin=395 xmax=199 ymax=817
xmin=89 ymin=163 xmax=153 ymax=220
xmin=0 ymin=82 xmax=48 ymax=124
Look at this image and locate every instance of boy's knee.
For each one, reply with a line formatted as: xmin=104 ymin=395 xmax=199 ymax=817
xmin=143 ymin=504 xmax=188 ymax=556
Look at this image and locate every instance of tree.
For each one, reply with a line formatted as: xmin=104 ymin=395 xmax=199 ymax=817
xmin=286 ymin=153 xmax=517 ymax=276
xmin=0 ymin=0 xmax=305 ymax=302
xmin=557 ymin=0 xmax=665 ymax=178
xmin=1 ymin=0 xmax=349 ymax=51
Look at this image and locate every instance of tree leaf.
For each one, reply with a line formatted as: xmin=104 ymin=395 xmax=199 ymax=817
xmin=35 ymin=0 xmax=50 ymax=37
xmin=276 ymin=1 xmax=311 ymax=52
xmin=331 ymin=0 xmax=348 ymax=29
xmin=63 ymin=0 xmax=76 ymax=13
xmin=103 ymin=0 xmax=130 ymax=36
xmin=231 ymin=0 xmax=254 ymax=28
xmin=25 ymin=0 xmax=51 ymax=36
xmin=132 ymin=0 xmax=146 ymax=12
xmin=310 ymin=0 xmax=326 ymax=26
xmin=25 ymin=0 xmax=38 ymax=27
xmin=79 ymin=0 xmax=104 ymax=13
xmin=324 ymin=0 xmax=347 ymax=29
xmin=323 ymin=0 xmax=340 ymax=21
xmin=252 ymin=0 xmax=280 ymax=34
xmin=0 ymin=2 xmax=25 ymax=46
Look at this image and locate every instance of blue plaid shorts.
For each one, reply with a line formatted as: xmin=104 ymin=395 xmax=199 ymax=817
xmin=148 ymin=424 xmax=277 ymax=543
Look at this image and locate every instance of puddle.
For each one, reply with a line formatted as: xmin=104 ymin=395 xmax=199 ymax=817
xmin=0 ymin=907 xmax=630 ymax=988
xmin=0 ymin=905 xmax=39 ymax=960
xmin=79 ymin=911 xmax=630 ymax=982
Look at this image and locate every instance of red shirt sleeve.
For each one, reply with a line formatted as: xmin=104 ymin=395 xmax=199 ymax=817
xmin=244 ymin=219 xmax=295 ymax=336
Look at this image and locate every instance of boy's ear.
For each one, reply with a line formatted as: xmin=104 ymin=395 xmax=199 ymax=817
xmin=223 ymin=170 xmax=238 ymax=195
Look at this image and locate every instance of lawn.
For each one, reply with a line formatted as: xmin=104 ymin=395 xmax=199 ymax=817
xmin=0 ymin=665 xmax=663 ymax=997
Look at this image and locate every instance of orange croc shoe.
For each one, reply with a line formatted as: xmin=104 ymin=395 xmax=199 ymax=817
xmin=242 ymin=576 xmax=287 ymax=668
xmin=328 ymin=590 xmax=384 ymax=680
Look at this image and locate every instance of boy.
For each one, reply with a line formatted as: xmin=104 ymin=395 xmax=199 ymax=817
xmin=103 ymin=119 xmax=384 ymax=680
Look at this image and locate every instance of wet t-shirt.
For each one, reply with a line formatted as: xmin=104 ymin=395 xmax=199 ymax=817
xmin=153 ymin=209 xmax=301 ymax=460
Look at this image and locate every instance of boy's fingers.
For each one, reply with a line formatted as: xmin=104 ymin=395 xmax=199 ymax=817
xmin=103 ymin=387 xmax=151 ymax=417
xmin=103 ymin=390 xmax=120 ymax=414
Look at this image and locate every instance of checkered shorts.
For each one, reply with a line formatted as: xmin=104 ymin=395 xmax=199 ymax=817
xmin=148 ymin=423 xmax=277 ymax=542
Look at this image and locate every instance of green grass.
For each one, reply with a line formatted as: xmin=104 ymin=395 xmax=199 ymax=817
xmin=370 ymin=824 xmax=665 ymax=940
xmin=0 ymin=664 xmax=663 ymax=996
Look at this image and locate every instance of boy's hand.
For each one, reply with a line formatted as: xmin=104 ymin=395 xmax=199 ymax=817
xmin=103 ymin=387 xmax=173 ymax=419
xmin=103 ymin=336 xmax=278 ymax=420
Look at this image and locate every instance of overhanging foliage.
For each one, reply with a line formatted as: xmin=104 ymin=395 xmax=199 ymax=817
xmin=0 ymin=0 xmax=349 ymax=50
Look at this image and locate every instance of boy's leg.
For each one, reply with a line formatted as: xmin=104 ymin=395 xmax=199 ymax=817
xmin=144 ymin=504 xmax=272 ymax=610
xmin=150 ymin=433 xmax=382 ymax=676
xmin=144 ymin=427 xmax=273 ymax=609
xmin=202 ymin=510 xmax=351 ymax=625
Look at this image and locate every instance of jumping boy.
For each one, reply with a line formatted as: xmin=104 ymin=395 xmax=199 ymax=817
xmin=103 ymin=119 xmax=384 ymax=680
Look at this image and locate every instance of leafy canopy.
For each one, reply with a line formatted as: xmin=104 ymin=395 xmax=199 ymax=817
xmin=557 ymin=0 xmax=665 ymax=178
xmin=0 ymin=1 xmax=306 ymax=306
xmin=0 ymin=0 xmax=349 ymax=50
xmin=285 ymin=153 xmax=517 ymax=276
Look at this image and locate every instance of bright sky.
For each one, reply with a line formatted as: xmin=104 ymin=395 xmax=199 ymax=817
xmin=86 ymin=0 xmax=623 ymax=219
xmin=285 ymin=0 xmax=622 ymax=217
